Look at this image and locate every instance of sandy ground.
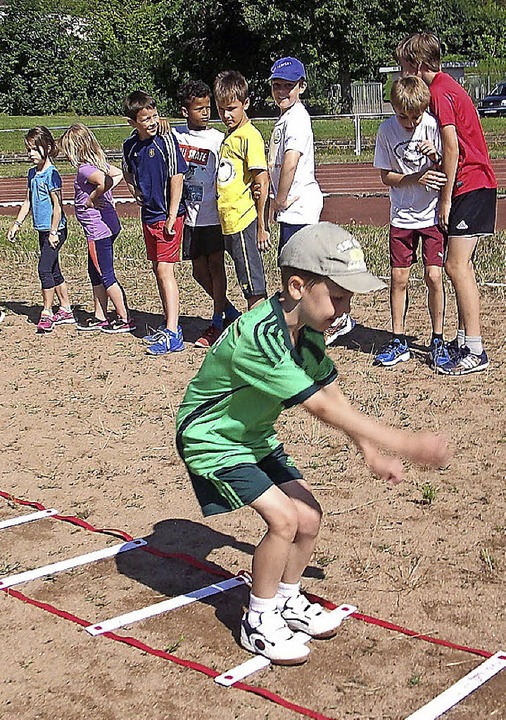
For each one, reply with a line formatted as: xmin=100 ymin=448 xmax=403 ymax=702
xmin=0 ymin=251 xmax=505 ymax=720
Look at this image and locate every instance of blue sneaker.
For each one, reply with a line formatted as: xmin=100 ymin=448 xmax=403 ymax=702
xmin=142 ymin=325 xmax=165 ymax=344
xmin=437 ymin=346 xmax=489 ymax=376
xmin=374 ymin=338 xmax=410 ymax=367
xmin=428 ymin=338 xmax=450 ymax=370
xmin=146 ymin=326 xmax=184 ymax=355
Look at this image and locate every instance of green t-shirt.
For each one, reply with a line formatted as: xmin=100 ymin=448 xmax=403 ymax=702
xmin=176 ymin=294 xmax=337 ymax=477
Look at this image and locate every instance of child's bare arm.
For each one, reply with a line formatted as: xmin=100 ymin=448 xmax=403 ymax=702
xmin=303 ymin=380 xmax=450 ymax=483
xmin=106 ymin=163 xmax=123 ymax=190
xmin=438 ymin=125 xmax=459 ymax=231
xmin=165 ymin=173 xmax=184 ymax=234
xmin=7 ymin=191 xmax=30 ymax=241
xmin=123 ymin=170 xmax=143 ymax=205
xmin=272 ymin=149 xmax=301 ymax=213
xmin=48 ymin=188 xmax=63 ymax=247
xmin=251 ymin=168 xmax=271 ymax=252
xmin=84 ymin=168 xmax=108 ymax=208
xmin=380 ymin=168 xmax=446 ymax=192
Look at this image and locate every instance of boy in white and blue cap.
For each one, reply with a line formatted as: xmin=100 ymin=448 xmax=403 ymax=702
xmin=268 ymin=57 xmax=355 ymax=343
xmin=268 ymin=57 xmax=323 ymax=255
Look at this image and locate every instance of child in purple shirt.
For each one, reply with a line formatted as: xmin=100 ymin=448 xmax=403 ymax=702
xmin=59 ymin=124 xmax=135 ymax=333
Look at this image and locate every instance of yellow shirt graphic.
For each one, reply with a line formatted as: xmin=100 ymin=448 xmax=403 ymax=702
xmin=217 ymin=121 xmax=267 ymax=235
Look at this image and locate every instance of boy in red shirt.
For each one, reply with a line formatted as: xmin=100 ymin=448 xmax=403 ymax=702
xmin=396 ymin=32 xmax=497 ymax=375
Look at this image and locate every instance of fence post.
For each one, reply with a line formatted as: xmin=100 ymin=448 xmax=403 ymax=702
xmin=354 ymin=114 xmax=362 ymax=156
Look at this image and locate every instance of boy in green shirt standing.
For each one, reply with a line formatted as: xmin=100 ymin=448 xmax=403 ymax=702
xmin=176 ymin=222 xmax=450 ymax=665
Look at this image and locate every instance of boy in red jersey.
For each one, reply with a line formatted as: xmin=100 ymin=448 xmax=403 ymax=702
xmin=396 ymin=32 xmax=497 ymax=375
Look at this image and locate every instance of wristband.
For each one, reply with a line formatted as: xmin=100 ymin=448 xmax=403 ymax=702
xmin=49 ymin=230 xmax=59 ymax=236
xmin=13 ymin=220 xmax=22 ymax=227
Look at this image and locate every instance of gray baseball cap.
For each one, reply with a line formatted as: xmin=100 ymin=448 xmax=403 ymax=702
xmin=278 ymin=222 xmax=386 ymax=293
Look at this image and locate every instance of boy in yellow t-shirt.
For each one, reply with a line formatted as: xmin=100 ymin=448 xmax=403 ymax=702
xmin=214 ymin=71 xmax=269 ymax=310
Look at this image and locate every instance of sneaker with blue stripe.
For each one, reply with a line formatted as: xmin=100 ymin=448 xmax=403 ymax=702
xmin=146 ymin=326 xmax=184 ymax=355
xmin=428 ymin=338 xmax=450 ymax=370
xmin=437 ymin=346 xmax=489 ymax=376
xmin=374 ymin=338 xmax=410 ymax=367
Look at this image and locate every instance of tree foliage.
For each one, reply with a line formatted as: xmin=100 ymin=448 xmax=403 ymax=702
xmin=0 ymin=0 xmax=505 ymax=116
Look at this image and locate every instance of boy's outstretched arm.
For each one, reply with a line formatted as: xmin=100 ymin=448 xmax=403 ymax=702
xmin=251 ymin=168 xmax=271 ymax=251
xmin=303 ymin=380 xmax=450 ymax=483
xmin=272 ymin=149 xmax=301 ymax=213
xmin=438 ymin=125 xmax=459 ymax=231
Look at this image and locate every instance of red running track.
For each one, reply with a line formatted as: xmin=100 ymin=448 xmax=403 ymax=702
xmin=1 ymin=161 xmax=505 ymax=229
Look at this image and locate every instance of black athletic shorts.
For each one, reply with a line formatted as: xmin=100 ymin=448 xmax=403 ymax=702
xmin=448 ymin=188 xmax=496 ymax=237
xmin=182 ymin=224 xmax=224 ymax=261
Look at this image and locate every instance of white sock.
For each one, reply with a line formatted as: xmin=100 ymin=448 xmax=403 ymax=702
xmin=457 ymin=329 xmax=465 ymax=347
xmin=247 ymin=593 xmax=277 ymax=627
xmin=275 ymin=581 xmax=301 ymax=609
xmin=465 ymin=336 xmax=483 ymax=355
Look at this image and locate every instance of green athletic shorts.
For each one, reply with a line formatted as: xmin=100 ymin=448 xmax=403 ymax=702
xmin=186 ymin=444 xmax=303 ymax=517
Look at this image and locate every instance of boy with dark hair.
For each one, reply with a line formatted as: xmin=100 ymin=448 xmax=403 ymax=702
xmin=213 ymin=70 xmax=269 ymax=310
xmin=122 ymin=90 xmax=188 ymax=356
xmin=176 ymin=222 xmax=450 ymax=665
xmin=374 ymin=75 xmax=448 ymax=368
xmin=396 ymin=33 xmax=497 ymax=375
xmin=173 ymin=80 xmax=240 ymax=348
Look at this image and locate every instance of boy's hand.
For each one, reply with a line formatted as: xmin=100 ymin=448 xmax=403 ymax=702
xmin=164 ymin=216 xmax=177 ymax=235
xmin=419 ymin=169 xmax=447 ymax=192
xmin=158 ymin=117 xmax=172 ymax=135
xmin=439 ymin=199 xmax=452 ymax=232
xmin=271 ymin=194 xmax=300 ymax=214
xmin=366 ymin=453 xmax=405 ymax=485
xmin=418 ymin=140 xmax=440 ymax=163
xmin=257 ymin=228 xmax=271 ymax=252
xmin=406 ymin=432 xmax=451 ymax=469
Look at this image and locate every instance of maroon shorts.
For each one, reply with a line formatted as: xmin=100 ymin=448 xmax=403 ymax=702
xmin=389 ymin=225 xmax=445 ymax=268
xmin=142 ymin=215 xmax=185 ymax=263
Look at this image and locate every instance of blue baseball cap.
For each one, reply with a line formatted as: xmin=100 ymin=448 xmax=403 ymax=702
xmin=269 ymin=57 xmax=306 ymax=82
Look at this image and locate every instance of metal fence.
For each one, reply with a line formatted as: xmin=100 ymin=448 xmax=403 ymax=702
xmin=330 ymin=82 xmax=384 ymax=114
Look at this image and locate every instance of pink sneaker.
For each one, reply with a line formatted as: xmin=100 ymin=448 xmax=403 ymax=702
xmin=53 ymin=308 xmax=75 ymax=325
xmin=37 ymin=313 xmax=55 ymax=333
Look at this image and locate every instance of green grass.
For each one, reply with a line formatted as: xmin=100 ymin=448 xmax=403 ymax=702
xmin=1 ymin=114 xmax=504 ymax=172
xmin=0 ymin=216 xmax=504 ymax=286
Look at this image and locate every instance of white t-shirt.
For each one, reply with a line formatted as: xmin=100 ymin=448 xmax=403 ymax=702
xmin=268 ymin=102 xmax=323 ymax=225
xmin=374 ymin=112 xmax=442 ymax=229
xmin=173 ymin=126 xmax=224 ymax=227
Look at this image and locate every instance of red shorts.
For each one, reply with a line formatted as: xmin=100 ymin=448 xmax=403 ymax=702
xmin=389 ymin=225 xmax=445 ymax=268
xmin=142 ymin=216 xmax=184 ymax=263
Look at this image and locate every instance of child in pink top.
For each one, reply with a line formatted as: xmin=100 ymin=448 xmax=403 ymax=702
xmin=59 ymin=124 xmax=135 ymax=333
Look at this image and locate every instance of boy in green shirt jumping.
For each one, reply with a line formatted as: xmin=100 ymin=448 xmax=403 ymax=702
xmin=176 ymin=222 xmax=450 ymax=665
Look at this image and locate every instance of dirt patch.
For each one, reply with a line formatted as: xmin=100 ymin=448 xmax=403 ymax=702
xmin=0 ymin=254 xmax=504 ymax=720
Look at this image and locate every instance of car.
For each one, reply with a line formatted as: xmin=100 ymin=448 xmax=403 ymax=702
xmin=478 ymin=81 xmax=506 ymax=117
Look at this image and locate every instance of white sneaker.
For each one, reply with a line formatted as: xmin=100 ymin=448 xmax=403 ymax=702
xmin=240 ymin=609 xmax=310 ymax=665
xmin=281 ymin=594 xmax=342 ymax=638
xmin=324 ymin=314 xmax=356 ymax=345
